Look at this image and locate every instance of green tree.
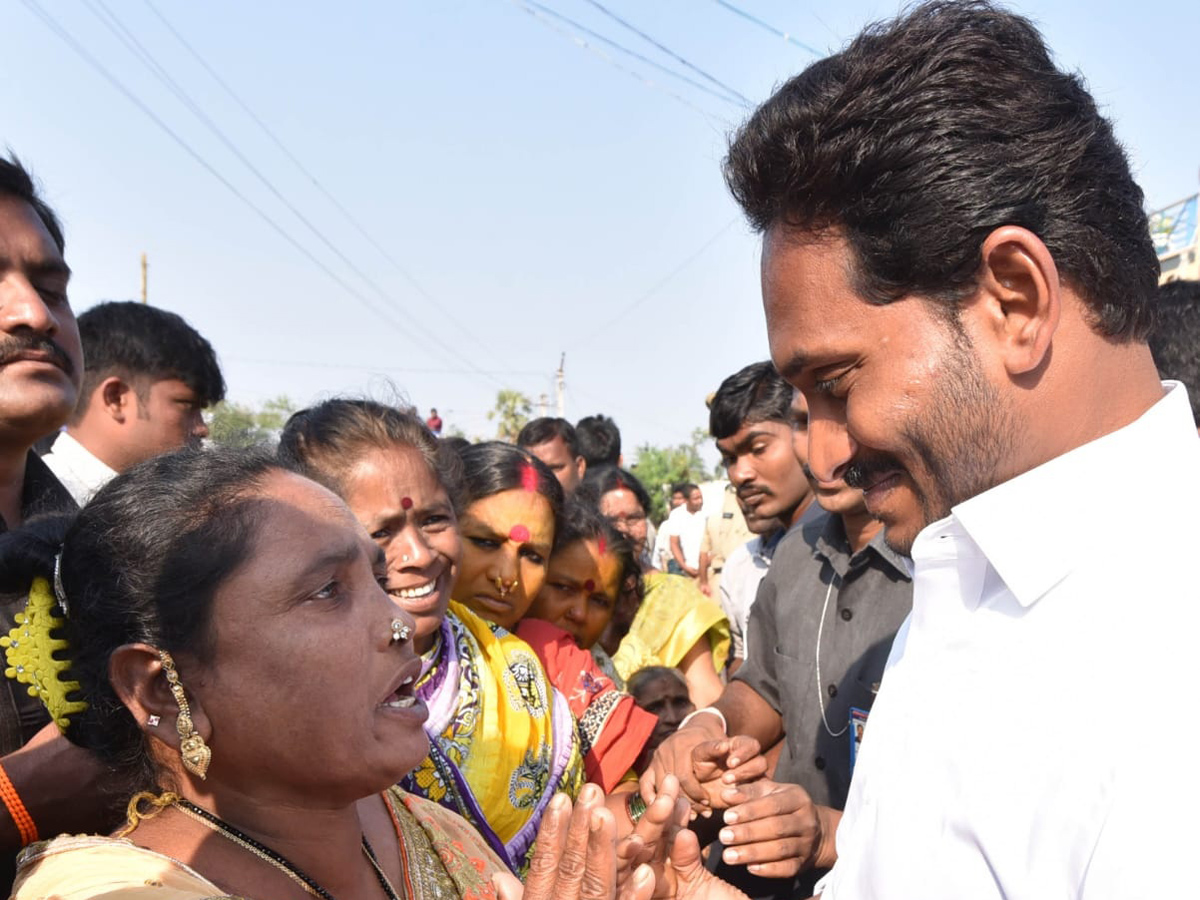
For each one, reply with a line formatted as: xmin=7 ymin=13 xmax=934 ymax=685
xmin=208 ymin=395 xmax=296 ymax=448
xmin=487 ymin=389 xmax=533 ymax=442
xmin=630 ymin=428 xmax=710 ymax=524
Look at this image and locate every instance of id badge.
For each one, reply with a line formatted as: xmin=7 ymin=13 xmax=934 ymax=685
xmin=849 ymin=707 xmax=869 ymax=773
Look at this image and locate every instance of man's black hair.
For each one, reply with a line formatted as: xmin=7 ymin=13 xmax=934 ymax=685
xmin=575 ymin=414 xmax=621 ymax=467
xmin=724 ymin=0 xmax=1158 ymax=341
xmin=0 ymin=154 xmax=65 ymax=253
xmin=517 ymin=417 xmax=579 ymax=456
xmin=74 ymin=301 xmax=225 ymax=421
xmin=709 ymin=361 xmax=794 ymax=440
xmin=1150 ymin=280 xmax=1200 ymax=423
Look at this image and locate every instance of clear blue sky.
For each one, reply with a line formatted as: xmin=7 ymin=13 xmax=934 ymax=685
xmin=3 ymin=0 xmax=1197 ymax=454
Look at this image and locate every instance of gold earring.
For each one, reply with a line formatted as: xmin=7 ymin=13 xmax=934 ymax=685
xmin=159 ymin=651 xmax=211 ymax=780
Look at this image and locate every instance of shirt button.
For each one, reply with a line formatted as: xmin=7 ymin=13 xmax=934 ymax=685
xmin=827 ymin=684 xmax=838 ymax=698
xmin=840 ymin=608 xmax=853 ymax=621
xmin=814 ymin=756 xmax=826 ymax=770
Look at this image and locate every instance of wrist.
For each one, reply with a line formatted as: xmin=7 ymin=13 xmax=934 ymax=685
xmin=813 ymin=805 xmax=841 ymax=870
xmin=679 ymin=706 xmax=727 ymax=737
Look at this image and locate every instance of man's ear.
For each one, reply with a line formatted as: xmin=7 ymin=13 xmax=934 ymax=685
xmin=968 ymin=226 xmax=1061 ymax=377
xmin=99 ymin=376 xmax=135 ymax=424
xmin=108 ymin=644 xmax=213 ymax=754
xmin=575 ymin=457 xmax=587 ymax=481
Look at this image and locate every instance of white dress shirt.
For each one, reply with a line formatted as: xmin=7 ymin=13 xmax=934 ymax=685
xmin=718 ymin=530 xmax=781 ymax=660
xmin=819 ymin=383 xmax=1200 ymax=899
xmin=41 ymin=431 xmax=116 ymax=506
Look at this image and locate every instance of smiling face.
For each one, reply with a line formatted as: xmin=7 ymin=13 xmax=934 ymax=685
xmin=453 ymin=489 xmax=555 ymax=630
xmin=764 ymin=228 xmax=1016 ymax=554
xmin=716 ymin=418 xmax=810 ymax=532
xmin=0 ymin=196 xmax=82 ymax=446
xmin=190 ymin=471 xmax=428 ymax=805
xmin=341 ymin=446 xmax=461 ymax=655
xmin=529 ymin=537 xmax=623 ymax=649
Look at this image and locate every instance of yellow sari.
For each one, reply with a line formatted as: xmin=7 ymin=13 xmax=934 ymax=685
xmin=401 ymin=602 xmax=583 ymax=874
xmin=612 ymin=571 xmax=730 ymax=681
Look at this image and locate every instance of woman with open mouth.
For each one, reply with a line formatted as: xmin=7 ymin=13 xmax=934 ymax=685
xmin=278 ymin=400 xmax=584 ymax=876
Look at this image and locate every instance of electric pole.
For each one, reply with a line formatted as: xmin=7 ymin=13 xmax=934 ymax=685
xmin=140 ymin=253 xmax=148 ymax=303
xmin=555 ymin=353 xmax=565 ymax=417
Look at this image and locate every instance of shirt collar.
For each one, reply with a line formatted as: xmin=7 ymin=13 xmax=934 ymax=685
xmin=946 ymin=382 xmax=1198 ymax=608
xmin=810 ymin=509 xmax=910 ymax=581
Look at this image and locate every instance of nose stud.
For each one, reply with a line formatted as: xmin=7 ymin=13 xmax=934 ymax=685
xmin=493 ymin=575 xmax=518 ymax=598
xmin=390 ymin=619 xmax=413 ymax=643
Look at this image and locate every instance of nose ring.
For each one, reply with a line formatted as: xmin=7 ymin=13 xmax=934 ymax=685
xmin=390 ymin=618 xmax=413 ymax=643
xmin=493 ymin=574 xmax=518 ymax=598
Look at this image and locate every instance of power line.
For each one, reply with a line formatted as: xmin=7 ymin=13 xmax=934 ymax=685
xmin=141 ymin=0 xmax=503 ymax=367
xmin=712 ymin=0 xmax=825 ymax=57
xmin=567 ymin=217 xmax=739 ymax=351
xmin=510 ymin=1 xmax=730 ymax=126
xmin=78 ymin=0 xmax=503 ymax=387
xmin=579 ymin=0 xmax=752 ymax=108
xmin=521 ymin=0 xmax=744 ymax=107
xmin=227 ymin=355 xmax=545 ymax=377
xmin=16 ymin=0 xmax=448 ymax=366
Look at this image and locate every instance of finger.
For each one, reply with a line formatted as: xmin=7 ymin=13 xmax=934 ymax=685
xmin=492 ymin=872 xmax=524 ymax=900
xmin=718 ymin=781 xmax=773 ymax=807
xmin=720 ymin=816 xmax=814 ymax=849
xmin=723 ymin=735 xmax=762 ymax=768
xmin=617 ymin=863 xmax=656 ymax=900
xmin=580 ymin=807 xmax=617 ymax=900
xmin=745 ymin=860 xmax=803 ymax=879
xmin=667 ymin=827 xmax=705 ymax=884
xmin=720 ymin=754 xmax=769 ymax=785
xmin=524 ymin=793 xmax=573 ymax=900
xmin=559 ymin=785 xmax=605 ymax=900
xmin=720 ymin=835 xmax=808 ymax=868
xmin=722 ymin=790 xmax=808 ymax=826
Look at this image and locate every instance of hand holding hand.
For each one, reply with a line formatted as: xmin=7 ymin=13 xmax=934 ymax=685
xmin=688 ymin=736 xmax=767 ymax=811
xmin=716 ymin=780 xmax=838 ymax=877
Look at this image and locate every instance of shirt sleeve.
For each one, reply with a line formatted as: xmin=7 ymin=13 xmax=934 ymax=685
xmin=731 ymin=569 xmax=782 ymax=714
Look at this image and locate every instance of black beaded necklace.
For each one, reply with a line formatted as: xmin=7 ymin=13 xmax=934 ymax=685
xmin=174 ymin=798 xmax=401 ymax=900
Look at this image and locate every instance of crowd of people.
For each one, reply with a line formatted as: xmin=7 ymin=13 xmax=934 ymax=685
xmin=1 ymin=1 xmax=1199 ymax=897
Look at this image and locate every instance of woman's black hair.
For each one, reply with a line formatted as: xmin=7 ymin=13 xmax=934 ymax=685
xmin=457 ymin=442 xmax=564 ymax=519
xmin=277 ymin=398 xmax=465 ymax=512
xmin=553 ymin=497 xmax=640 ymax=598
xmin=578 ymin=465 xmax=652 ymax=515
xmin=0 ymin=447 xmax=286 ymax=793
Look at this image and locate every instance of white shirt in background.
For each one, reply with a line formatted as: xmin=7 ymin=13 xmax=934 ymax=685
xmin=41 ymin=431 xmax=116 ymax=506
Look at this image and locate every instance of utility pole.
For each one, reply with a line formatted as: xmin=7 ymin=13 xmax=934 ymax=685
xmin=537 ymin=393 xmax=549 ymax=417
xmin=555 ymin=353 xmax=565 ymax=417
xmin=140 ymin=253 xmax=148 ymax=303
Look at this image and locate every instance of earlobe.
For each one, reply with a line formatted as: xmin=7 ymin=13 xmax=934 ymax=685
xmin=976 ymin=226 xmax=1060 ymax=377
xmin=100 ymin=377 xmax=133 ymax=424
xmin=108 ymin=644 xmax=213 ymax=751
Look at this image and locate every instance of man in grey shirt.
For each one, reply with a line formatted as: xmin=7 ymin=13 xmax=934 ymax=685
xmin=643 ymin=390 xmax=912 ymax=897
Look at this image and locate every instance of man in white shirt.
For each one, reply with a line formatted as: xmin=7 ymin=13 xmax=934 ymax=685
xmin=721 ymin=1 xmax=1197 ymax=896
xmin=667 ymin=483 xmax=706 ymax=578
xmin=43 ymin=301 xmax=224 ymax=504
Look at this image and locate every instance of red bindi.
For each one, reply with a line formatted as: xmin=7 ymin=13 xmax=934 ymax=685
xmin=509 ymin=524 xmax=530 ymax=543
xmin=584 ymin=579 xmax=596 ymax=592
xmin=400 ymin=497 xmax=413 ymax=510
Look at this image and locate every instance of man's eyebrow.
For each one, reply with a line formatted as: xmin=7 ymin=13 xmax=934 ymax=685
xmin=777 ymin=352 xmax=808 ymax=382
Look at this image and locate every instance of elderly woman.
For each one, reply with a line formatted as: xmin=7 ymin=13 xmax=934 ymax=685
xmin=451 ymin=443 xmax=655 ymax=789
xmin=278 ymin=402 xmax=583 ymax=875
xmin=0 ymin=447 xmax=710 ymax=900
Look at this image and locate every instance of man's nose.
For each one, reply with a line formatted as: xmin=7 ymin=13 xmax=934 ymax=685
xmin=807 ymin=413 xmax=857 ymax=484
